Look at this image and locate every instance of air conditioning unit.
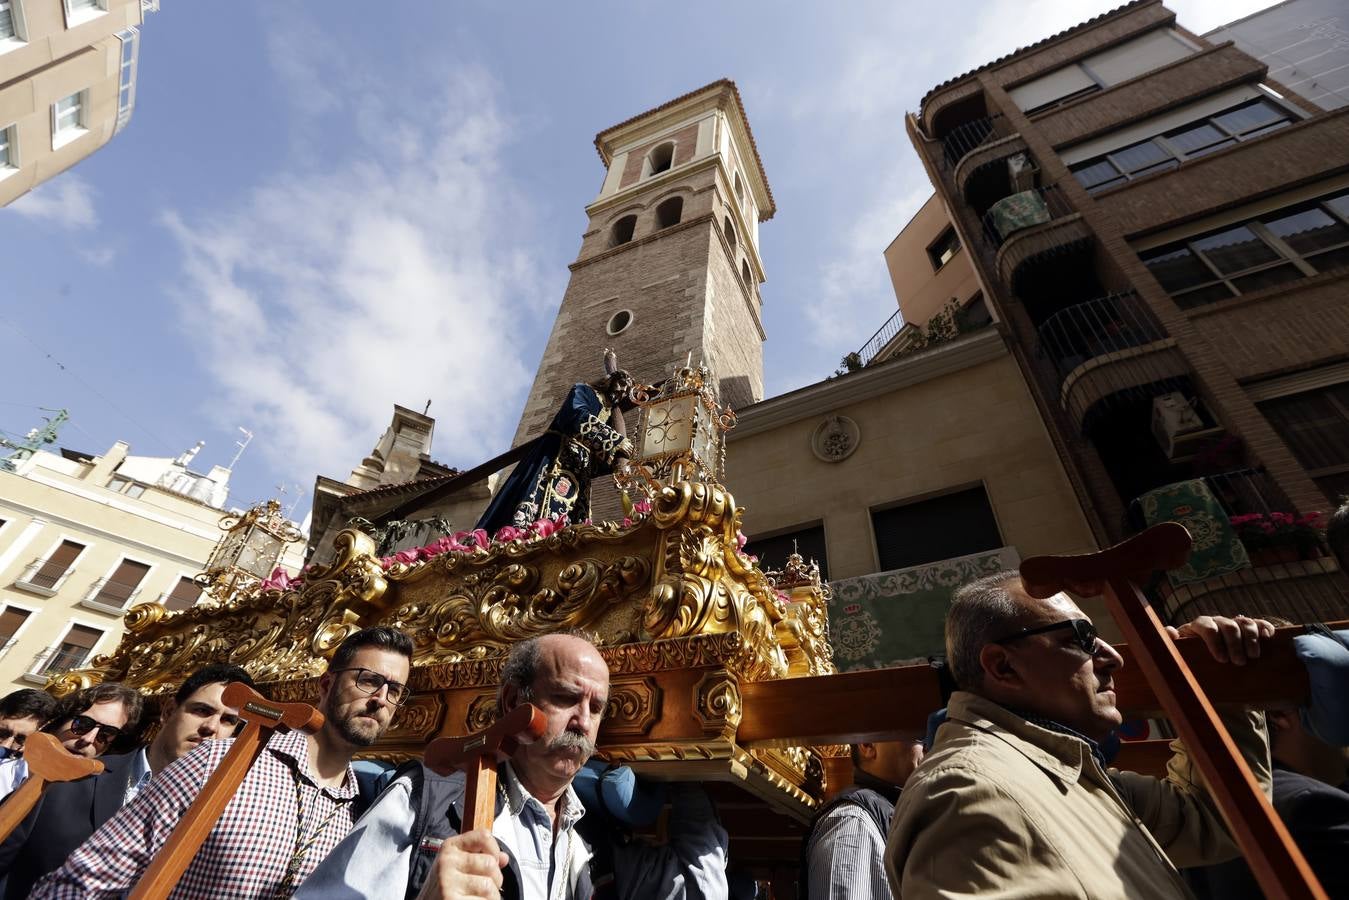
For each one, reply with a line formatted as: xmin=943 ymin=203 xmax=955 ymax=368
xmin=1151 ymin=392 xmax=1206 ymax=459
xmin=1008 ymin=153 xmax=1039 ymax=193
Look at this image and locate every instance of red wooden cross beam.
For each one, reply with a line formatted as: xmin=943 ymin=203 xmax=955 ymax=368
xmin=424 ymin=703 xmax=547 ymax=832
xmin=1020 ymin=521 xmax=1328 ymax=900
xmin=0 ymin=732 xmax=103 ymax=843
xmin=129 ymin=682 xmax=323 ymax=900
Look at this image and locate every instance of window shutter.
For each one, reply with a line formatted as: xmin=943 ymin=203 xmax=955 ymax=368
xmin=100 ymin=559 xmax=150 ymax=604
xmin=872 ymin=487 xmax=1002 ymax=572
xmin=164 ymin=576 xmax=201 ymax=612
xmin=0 ymin=607 xmax=30 ymax=641
xmin=63 ymin=624 xmax=102 ymax=649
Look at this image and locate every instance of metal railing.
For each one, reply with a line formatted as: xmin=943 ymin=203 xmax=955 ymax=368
xmin=938 ymin=115 xmax=1008 ymax=171
xmin=14 ymin=558 xmax=72 ymax=592
xmin=1036 ymin=292 xmax=1168 ymax=383
xmin=28 ymin=646 xmax=88 ymax=677
xmin=1200 ymin=467 xmax=1296 ymax=520
xmin=856 ymin=310 xmax=905 ymax=367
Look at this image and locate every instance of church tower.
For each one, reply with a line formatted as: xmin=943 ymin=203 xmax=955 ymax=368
xmin=512 ymin=80 xmax=774 ymax=447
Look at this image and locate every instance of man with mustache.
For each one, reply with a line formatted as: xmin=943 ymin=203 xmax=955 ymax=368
xmin=885 ymin=570 xmax=1275 ymax=900
xmin=299 ymin=631 xmax=728 ymax=899
xmin=0 ymin=664 xmax=252 ymax=898
xmin=31 ymin=627 xmax=413 ymax=899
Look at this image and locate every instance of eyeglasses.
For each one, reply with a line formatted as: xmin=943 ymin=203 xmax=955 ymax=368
xmin=332 ymin=668 xmax=410 ymax=707
xmin=66 ymin=714 xmax=124 ymax=746
xmin=992 ymin=618 xmax=1101 ymax=656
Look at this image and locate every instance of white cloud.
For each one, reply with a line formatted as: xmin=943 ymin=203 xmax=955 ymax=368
xmin=8 ymin=174 xmax=97 ymax=228
xmin=163 ymin=60 xmax=549 ymax=488
xmin=80 ymin=246 xmax=116 ymax=266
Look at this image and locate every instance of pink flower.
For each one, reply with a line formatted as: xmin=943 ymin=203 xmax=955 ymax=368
xmin=259 ymin=568 xmax=292 ymax=591
xmin=530 ymin=518 xmax=560 ymax=538
xmin=621 ymin=517 xmax=633 ymax=527
xmin=494 ymin=526 xmax=525 ymax=543
xmin=736 ymin=530 xmax=748 ymax=550
xmin=1228 ymin=513 xmax=1263 ymax=527
xmin=393 ymin=549 xmax=419 ymax=565
xmin=470 ymin=529 xmax=491 ymax=550
xmin=632 ymin=499 xmax=652 ymax=515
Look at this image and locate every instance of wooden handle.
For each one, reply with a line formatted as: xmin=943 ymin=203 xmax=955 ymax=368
xmin=1022 ymin=525 xmax=1328 ymax=900
xmin=0 ymin=733 xmax=104 ymax=844
xmin=130 ymin=684 xmax=322 ymax=900
xmin=423 ymin=704 xmax=547 ymax=777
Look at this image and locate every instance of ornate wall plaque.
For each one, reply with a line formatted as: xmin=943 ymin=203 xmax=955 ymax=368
xmin=810 ymin=415 xmax=860 ymax=463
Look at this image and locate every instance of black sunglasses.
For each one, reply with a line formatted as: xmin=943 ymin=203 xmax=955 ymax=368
xmin=66 ymin=714 xmax=124 ymax=745
xmin=992 ymin=618 xmax=1101 ymax=656
xmin=331 ymin=668 xmax=410 ymax=707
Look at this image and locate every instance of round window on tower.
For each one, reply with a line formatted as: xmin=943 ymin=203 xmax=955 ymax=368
xmin=606 ymin=310 xmax=633 ymax=336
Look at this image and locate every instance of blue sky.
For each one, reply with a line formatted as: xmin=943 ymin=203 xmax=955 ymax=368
xmin=0 ymin=0 xmax=1275 ymax=522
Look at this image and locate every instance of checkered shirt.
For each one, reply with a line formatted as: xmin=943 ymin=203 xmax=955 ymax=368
xmin=31 ymin=728 xmax=359 ymax=900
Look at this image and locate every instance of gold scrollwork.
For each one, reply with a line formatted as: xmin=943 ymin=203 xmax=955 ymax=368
xmin=602 ymin=676 xmax=661 ymax=739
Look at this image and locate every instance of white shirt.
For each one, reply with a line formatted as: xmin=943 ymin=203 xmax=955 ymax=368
xmin=0 ymin=757 xmax=28 ymax=800
xmin=121 ymin=746 xmax=152 ymax=805
xmin=499 ymin=762 xmax=587 ymax=900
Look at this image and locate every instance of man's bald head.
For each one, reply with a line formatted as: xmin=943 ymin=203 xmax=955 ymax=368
xmin=497 ymin=632 xmax=609 ymax=714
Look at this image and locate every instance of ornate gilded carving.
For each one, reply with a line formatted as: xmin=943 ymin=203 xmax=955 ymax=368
xmin=464 ymin=693 xmax=499 ymax=733
xmin=603 ymin=676 xmax=661 ymax=738
xmin=383 ymin=694 xmax=444 ymax=744
xmin=693 ymin=671 xmax=742 ymax=742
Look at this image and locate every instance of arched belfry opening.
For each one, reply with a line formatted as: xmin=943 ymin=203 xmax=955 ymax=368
xmin=656 ymin=196 xmax=684 ymax=229
xmin=645 ymin=141 xmax=675 ymax=177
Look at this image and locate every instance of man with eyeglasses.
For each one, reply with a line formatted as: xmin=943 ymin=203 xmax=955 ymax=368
xmin=0 ymin=683 xmax=143 ymax=801
xmin=886 ymin=569 xmax=1275 ymax=900
xmin=0 ymin=664 xmax=251 ymax=899
xmin=31 ymin=626 xmax=413 ymax=900
xmin=0 ymin=689 xmax=60 ymax=760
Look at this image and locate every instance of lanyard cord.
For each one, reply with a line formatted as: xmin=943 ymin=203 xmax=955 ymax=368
xmin=278 ymin=768 xmax=348 ymax=895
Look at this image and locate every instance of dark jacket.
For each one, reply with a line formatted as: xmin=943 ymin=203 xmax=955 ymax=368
xmin=0 ymin=749 xmax=140 ymax=899
xmin=1186 ymin=764 xmax=1349 ymax=899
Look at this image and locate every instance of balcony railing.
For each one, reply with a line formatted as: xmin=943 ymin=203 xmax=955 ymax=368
xmin=27 ymin=646 xmax=88 ymax=678
xmin=856 ymin=310 xmax=905 ymax=367
xmin=939 ymin=115 xmax=1009 ymax=171
xmin=81 ymin=578 xmax=145 ymax=612
xmin=1036 ymin=292 xmax=1168 ymax=383
xmin=13 ymin=558 xmax=74 ymax=595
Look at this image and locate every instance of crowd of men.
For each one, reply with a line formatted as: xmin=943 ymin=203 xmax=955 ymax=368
xmin=0 ymin=570 xmax=1342 ymax=898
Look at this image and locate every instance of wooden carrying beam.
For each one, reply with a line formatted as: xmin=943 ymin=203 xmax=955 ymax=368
xmin=1021 ymin=522 xmax=1327 ymax=900
xmin=129 ymin=683 xmax=323 ymax=900
xmin=737 ymin=621 xmax=1324 ymax=748
xmin=0 ymin=733 xmax=103 ymax=843
xmin=424 ymin=703 xmax=547 ymax=832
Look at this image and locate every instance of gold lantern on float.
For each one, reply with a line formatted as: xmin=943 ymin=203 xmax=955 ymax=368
xmin=628 ymin=363 xmax=737 ymax=485
xmin=197 ymin=499 xmax=304 ymax=603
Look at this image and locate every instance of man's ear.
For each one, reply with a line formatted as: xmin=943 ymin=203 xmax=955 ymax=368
xmin=499 ymin=682 xmax=519 ymax=714
xmin=857 ymin=742 xmax=878 ymax=763
xmin=159 ymin=699 xmax=177 ymax=724
xmin=979 ymin=643 xmax=1022 ymax=688
xmin=317 ymin=672 xmax=334 ymax=705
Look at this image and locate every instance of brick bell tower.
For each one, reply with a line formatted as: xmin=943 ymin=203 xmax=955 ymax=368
xmin=511 ymin=80 xmax=775 ymax=449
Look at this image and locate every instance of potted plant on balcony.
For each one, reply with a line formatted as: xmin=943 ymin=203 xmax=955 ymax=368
xmin=1228 ymin=511 xmax=1327 ymax=565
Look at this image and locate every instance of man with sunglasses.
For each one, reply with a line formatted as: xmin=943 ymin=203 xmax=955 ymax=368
xmin=0 ymin=689 xmax=60 ymax=760
xmin=0 ymin=683 xmax=143 ymax=801
xmin=886 ymin=570 xmax=1275 ymax=900
xmin=32 ymin=626 xmax=413 ymax=900
xmin=0 ymin=664 xmax=251 ymax=899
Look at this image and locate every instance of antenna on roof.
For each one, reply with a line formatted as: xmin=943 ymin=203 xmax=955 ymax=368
xmin=423 ymin=399 xmax=432 ymax=415
xmin=0 ymin=408 xmax=69 ymax=472
xmin=226 ymin=427 xmax=253 ymax=471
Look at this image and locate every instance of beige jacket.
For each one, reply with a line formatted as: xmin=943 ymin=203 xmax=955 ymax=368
xmin=885 ymin=692 xmax=1270 ymax=899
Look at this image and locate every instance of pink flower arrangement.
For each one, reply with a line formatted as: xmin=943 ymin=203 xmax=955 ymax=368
xmin=375 ymin=514 xmax=590 ymax=571
xmin=1229 ymin=511 xmax=1325 ymax=557
xmin=259 ymin=567 xmax=294 ymax=592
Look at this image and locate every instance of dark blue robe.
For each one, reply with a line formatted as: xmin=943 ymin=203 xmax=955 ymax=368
xmin=477 ymin=383 xmax=631 ymax=533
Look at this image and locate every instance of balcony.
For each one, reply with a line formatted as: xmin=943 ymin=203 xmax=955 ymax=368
xmin=938 ymin=116 xmax=1034 ymax=211
xmin=22 ymin=647 xmax=89 ymax=685
xmin=12 ymin=559 xmax=73 ymax=597
xmin=1035 ymin=292 xmax=1189 ymax=427
xmin=1132 ymin=468 xmax=1349 ymax=624
xmin=79 ymin=578 xmax=145 ymax=615
xmin=977 ymin=185 xmax=1094 ymax=290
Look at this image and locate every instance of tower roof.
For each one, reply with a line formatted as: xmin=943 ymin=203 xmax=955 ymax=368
xmin=594 ymin=79 xmax=776 ymax=221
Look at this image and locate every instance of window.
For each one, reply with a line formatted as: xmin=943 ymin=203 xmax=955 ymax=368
xmin=107 ymin=476 xmax=146 ymax=498
xmin=610 ymin=215 xmax=636 ymax=247
xmin=655 ymin=196 xmax=683 ymax=229
xmin=723 ymin=216 xmax=737 ymax=252
xmin=43 ymin=624 xmax=101 ymax=675
xmin=92 ymin=559 xmax=150 ymax=608
xmin=22 ymin=539 xmax=85 ymax=591
xmin=734 ymin=171 xmax=745 ymax=206
xmin=62 ymin=0 xmax=103 ymax=27
xmin=1140 ymin=188 xmax=1349 ymax=308
xmin=0 ymin=124 xmax=14 ymax=172
xmin=1012 ymin=29 xmax=1194 ymax=115
xmin=645 ymin=141 xmax=674 ymax=177
xmin=962 ymin=292 xmax=993 ymax=328
xmin=872 ymin=486 xmax=1002 ymax=572
xmin=0 ymin=607 xmax=30 ymax=647
xmin=743 ymin=524 xmax=829 ymax=581
xmin=0 ymin=1 xmax=18 ymax=41
xmin=114 ymin=27 xmax=139 ymax=133
xmin=1258 ymin=383 xmax=1349 ymax=503
xmin=927 ymin=226 xmax=962 ymax=270
xmin=741 ymin=259 xmax=753 ymax=287
xmin=52 ymin=91 xmax=87 ymax=147
xmin=163 ymin=576 xmax=201 ymax=612
xmin=1071 ymin=99 xmax=1292 ymax=194
xmin=605 ymin=309 xmax=632 ymax=336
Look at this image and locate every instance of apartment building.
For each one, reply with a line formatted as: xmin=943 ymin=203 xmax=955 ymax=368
xmin=0 ymin=436 xmax=302 ymax=690
xmin=0 ymin=0 xmax=154 ymax=206
xmin=902 ymin=0 xmax=1349 ymax=623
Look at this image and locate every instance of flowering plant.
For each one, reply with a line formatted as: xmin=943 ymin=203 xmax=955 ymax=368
xmin=1228 ymin=511 xmax=1325 ymax=557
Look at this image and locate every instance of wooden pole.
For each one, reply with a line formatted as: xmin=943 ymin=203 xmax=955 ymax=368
xmin=0 ymin=733 xmax=103 ymax=843
xmin=1021 ymin=522 xmax=1327 ymax=900
xmin=129 ymin=683 xmax=323 ymax=900
xmin=423 ymin=703 xmax=547 ymax=832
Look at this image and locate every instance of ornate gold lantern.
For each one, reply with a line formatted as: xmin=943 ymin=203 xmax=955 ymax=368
xmin=197 ymin=499 xmax=304 ymax=602
xmin=629 ymin=364 xmax=736 ymax=483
